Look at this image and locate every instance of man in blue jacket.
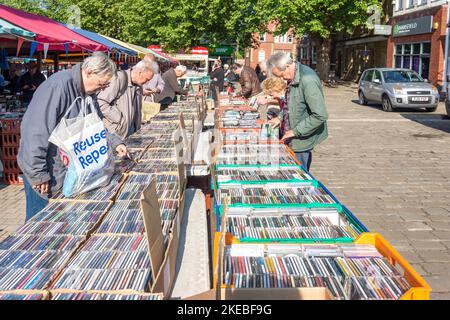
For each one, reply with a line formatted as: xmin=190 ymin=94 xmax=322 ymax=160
xmin=18 ymin=52 xmax=128 ymax=221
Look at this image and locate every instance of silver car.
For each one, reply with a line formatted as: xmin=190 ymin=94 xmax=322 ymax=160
xmin=358 ymin=68 xmax=439 ymax=112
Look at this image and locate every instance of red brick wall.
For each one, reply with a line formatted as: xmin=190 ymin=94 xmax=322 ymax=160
xmin=248 ymin=32 xmax=297 ymax=69
xmin=387 ymin=5 xmax=448 ymax=86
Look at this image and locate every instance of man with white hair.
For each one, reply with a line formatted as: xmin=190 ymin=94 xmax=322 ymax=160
xmin=98 ymin=59 xmax=157 ymax=139
xmin=142 ymin=54 xmax=165 ymax=102
xmin=18 ymin=52 xmax=128 ymax=220
xmin=266 ymin=51 xmax=328 ymax=171
xmin=155 ymin=64 xmax=188 ymax=110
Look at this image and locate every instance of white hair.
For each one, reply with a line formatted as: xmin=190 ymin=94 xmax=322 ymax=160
xmin=223 ymin=64 xmax=229 ymax=69
xmin=175 ymin=65 xmax=187 ymax=73
xmin=133 ymin=59 xmax=156 ymax=73
xmin=266 ymin=52 xmax=293 ymax=77
xmin=82 ymin=52 xmax=116 ymax=78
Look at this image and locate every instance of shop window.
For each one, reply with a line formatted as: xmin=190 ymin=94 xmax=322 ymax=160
xmin=394 ymin=42 xmax=431 ymax=78
xmin=395 ymin=56 xmax=402 ymax=68
xmin=422 ymin=43 xmax=431 ymax=54
xmin=403 ymin=44 xmax=411 ymax=55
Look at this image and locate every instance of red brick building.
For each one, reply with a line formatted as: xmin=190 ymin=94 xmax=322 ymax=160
xmin=245 ymin=29 xmax=298 ymax=69
xmin=387 ymin=0 xmax=449 ymax=88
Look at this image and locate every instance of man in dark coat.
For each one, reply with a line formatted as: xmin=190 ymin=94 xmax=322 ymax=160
xmin=210 ymin=60 xmax=224 ymax=101
xmin=231 ymin=63 xmax=262 ymax=98
xmin=20 ymin=62 xmax=46 ymax=106
xmin=18 ymin=52 xmax=128 ymax=221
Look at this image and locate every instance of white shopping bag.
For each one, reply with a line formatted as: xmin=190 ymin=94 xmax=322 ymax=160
xmin=49 ymin=96 xmax=115 ymax=197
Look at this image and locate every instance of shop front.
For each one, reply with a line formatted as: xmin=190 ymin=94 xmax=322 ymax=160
xmin=387 ymin=6 xmax=448 ymax=88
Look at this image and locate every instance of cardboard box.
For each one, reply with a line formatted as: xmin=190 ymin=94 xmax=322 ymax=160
xmin=186 ymin=287 xmax=335 ymax=300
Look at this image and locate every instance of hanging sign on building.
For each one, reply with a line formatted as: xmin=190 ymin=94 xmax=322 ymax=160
xmin=393 ymin=16 xmax=433 ymax=37
xmin=373 ymin=24 xmax=392 ymax=36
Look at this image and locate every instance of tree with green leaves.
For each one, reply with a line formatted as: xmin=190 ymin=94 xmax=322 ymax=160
xmin=259 ymin=0 xmax=382 ymax=80
xmin=2 ymin=0 xmax=267 ymax=53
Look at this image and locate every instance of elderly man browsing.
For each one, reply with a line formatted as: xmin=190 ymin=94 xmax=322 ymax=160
xmin=97 ymin=59 xmax=158 ymax=140
xmin=18 ymin=52 xmax=128 ymax=221
xmin=231 ymin=63 xmax=262 ymax=99
xmin=142 ymin=54 xmax=165 ymax=103
xmin=266 ymin=52 xmax=328 ymax=172
xmin=155 ymin=65 xmax=188 ymax=110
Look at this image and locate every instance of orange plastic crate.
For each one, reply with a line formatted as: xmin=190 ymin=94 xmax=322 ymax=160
xmin=0 ymin=119 xmax=21 ymax=134
xmin=1 ymin=146 xmax=19 ymax=160
xmin=213 ymin=232 xmax=431 ymax=299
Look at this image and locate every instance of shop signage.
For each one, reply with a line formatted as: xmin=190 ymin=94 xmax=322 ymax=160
xmin=393 ymin=16 xmax=433 ymax=37
xmin=373 ymin=25 xmax=392 ymax=36
xmin=208 ymin=46 xmax=234 ymax=56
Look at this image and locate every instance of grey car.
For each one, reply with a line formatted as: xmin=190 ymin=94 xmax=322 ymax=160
xmin=358 ymin=68 xmax=439 ymax=112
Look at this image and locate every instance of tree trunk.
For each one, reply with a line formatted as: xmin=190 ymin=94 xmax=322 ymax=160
xmin=312 ymin=35 xmax=332 ymax=81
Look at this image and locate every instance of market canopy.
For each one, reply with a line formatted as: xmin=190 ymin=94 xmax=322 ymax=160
xmin=0 ymin=4 xmax=106 ymax=52
xmin=0 ymin=17 xmax=35 ymax=39
xmin=100 ymin=34 xmax=173 ymax=62
xmin=63 ymin=25 xmax=136 ymax=56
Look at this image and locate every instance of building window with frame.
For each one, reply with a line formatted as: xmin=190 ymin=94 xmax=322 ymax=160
xmin=288 ymin=34 xmax=294 ymax=43
xmin=259 ymin=33 xmax=266 ymax=42
xmin=394 ymin=42 xmax=431 ymax=79
xmin=396 ymin=0 xmax=404 ymax=11
xmin=406 ymin=0 xmax=415 ymax=8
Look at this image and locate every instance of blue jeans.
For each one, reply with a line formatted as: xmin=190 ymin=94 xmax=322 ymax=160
xmin=295 ymin=151 xmax=312 ymax=172
xmin=24 ymin=176 xmax=49 ymax=221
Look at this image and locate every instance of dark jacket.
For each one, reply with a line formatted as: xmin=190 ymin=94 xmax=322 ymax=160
xmin=284 ymin=63 xmax=328 ymax=152
xmin=238 ymin=66 xmax=262 ymax=98
xmin=17 ymin=63 xmax=122 ymax=195
xmin=20 ymin=71 xmax=46 ymax=103
xmin=210 ymin=67 xmax=224 ymax=92
xmin=155 ymin=68 xmax=184 ymax=102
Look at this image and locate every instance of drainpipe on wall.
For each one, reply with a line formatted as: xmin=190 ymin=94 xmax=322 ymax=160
xmin=442 ymin=2 xmax=450 ymax=93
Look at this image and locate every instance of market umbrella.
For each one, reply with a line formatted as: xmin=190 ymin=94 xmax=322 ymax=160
xmin=62 ymin=25 xmax=136 ymax=56
xmin=0 ymin=17 xmax=35 ymax=39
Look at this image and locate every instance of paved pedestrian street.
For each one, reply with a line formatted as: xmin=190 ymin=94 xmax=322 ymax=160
xmin=1 ymin=84 xmax=449 ymax=299
xmin=313 ymin=84 xmax=450 ymax=300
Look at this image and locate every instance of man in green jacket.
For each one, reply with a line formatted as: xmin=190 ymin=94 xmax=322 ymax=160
xmin=266 ymin=52 xmax=328 ymax=171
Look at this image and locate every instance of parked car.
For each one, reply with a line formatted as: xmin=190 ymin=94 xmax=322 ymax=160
xmin=358 ymin=68 xmax=439 ymax=112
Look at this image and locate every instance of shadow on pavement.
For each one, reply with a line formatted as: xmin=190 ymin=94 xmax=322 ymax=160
xmin=0 ymin=183 xmax=7 ymax=191
xmin=350 ymin=100 xmax=383 ymax=111
xmin=401 ymin=113 xmax=450 ymax=134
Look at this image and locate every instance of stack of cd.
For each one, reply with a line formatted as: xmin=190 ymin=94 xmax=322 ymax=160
xmin=222 ymin=244 xmax=411 ymax=300
xmin=50 ymin=234 xmax=153 ymax=292
xmin=215 ymin=154 xmax=297 ymax=166
xmin=132 ymin=160 xmax=178 ymax=174
xmin=0 ymin=234 xmax=84 ymax=291
xmin=51 ymin=292 xmax=161 ymax=300
xmin=217 ymin=185 xmax=335 ymax=206
xmin=227 ymin=214 xmax=360 ymax=241
xmin=216 ymin=166 xmax=312 ymax=183
xmin=15 ymin=201 xmax=110 ymax=236
xmin=52 ymin=173 xmax=124 ymax=202
xmin=0 ymin=293 xmax=45 ymax=300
